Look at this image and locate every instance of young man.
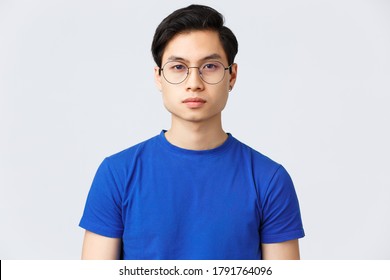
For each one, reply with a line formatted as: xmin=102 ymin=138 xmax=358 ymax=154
xmin=79 ymin=4 xmax=304 ymax=260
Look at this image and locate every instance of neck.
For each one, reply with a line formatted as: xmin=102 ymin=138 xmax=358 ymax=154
xmin=164 ymin=117 xmax=228 ymax=150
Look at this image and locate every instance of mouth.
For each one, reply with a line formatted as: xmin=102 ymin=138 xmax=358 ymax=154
xmin=182 ymin=97 xmax=206 ymax=108
xmin=183 ymin=97 xmax=206 ymax=103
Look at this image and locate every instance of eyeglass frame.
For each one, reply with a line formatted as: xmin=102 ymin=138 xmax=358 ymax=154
xmin=159 ymin=60 xmax=233 ymax=85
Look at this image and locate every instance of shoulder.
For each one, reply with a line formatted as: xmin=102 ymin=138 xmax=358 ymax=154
xmin=232 ymin=136 xmax=283 ymax=177
xmin=94 ymin=134 xmax=161 ymax=184
xmin=231 ymin=136 xmax=294 ymax=197
xmin=105 ymin=134 xmax=160 ymax=166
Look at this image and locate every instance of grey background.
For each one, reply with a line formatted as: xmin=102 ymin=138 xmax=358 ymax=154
xmin=1 ymin=0 xmax=389 ymax=259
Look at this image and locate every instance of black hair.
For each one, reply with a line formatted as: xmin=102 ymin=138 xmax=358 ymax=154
xmin=151 ymin=4 xmax=238 ymax=68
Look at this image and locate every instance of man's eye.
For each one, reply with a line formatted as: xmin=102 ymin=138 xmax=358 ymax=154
xmin=171 ymin=64 xmax=186 ymax=71
xmin=203 ymin=63 xmax=219 ymax=70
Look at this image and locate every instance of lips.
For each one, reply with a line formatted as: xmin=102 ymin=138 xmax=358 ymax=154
xmin=182 ymin=97 xmax=206 ymax=108
xmin=182 ymin=97 xmax=206 ymax=103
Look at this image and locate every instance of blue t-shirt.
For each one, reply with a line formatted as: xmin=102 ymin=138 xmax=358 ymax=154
xmin=79 ymin=131 xmax=304 ymax=259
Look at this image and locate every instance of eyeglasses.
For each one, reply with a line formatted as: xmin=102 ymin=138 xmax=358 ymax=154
xmin=160 ymin=61 xmax=232 ymax=85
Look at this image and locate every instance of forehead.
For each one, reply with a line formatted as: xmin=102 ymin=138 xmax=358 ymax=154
xmin=162 ymin=30 xmax=228 ymax=63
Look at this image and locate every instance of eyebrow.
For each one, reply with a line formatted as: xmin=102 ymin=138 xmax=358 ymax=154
xmin=166 ymin=53 xmax=223 ymax=62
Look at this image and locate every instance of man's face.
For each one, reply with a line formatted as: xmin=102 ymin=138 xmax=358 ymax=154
xmin=154 ymin=30 xmax=237 ymax=125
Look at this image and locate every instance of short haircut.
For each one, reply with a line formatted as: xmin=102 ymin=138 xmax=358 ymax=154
xmin=151 ymin=4 xmax=238 ymax=69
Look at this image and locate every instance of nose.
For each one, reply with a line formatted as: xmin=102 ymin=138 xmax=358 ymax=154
xmin=185 ymin=67 xmax=205 ymax=91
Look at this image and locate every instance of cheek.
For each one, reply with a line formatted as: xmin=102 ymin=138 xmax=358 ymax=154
xmin=161 ymin=94 xmax=174 ymax=114
xmin=211 ymin=91 xmax=229 ymax=111
xmin=161 ymin=82 xmax=177 ymax=94
xmin=221 ymin=78 xmax=231 ymax=92
xmin=161 ymin=91 xmax=171 ymax=106
xmin=161 ymin=87 xmax=179 ymax=109
xmin=220 ymin=94 xmax=230 ymax=109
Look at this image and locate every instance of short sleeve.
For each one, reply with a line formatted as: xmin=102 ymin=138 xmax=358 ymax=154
xmin=79 ymin=158 xmax=124 ymax=238
xmin=260 ymin=165 xmax=305 ymax=243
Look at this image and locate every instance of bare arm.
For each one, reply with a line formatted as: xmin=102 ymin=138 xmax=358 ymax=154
xmin=81 ymin=230 xmax=122 ymax=260
xmin=261 ymin=239 xmax=300 ymax=260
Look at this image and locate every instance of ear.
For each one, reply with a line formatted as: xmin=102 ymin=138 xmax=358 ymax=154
xmin=228 ymin=63 xmax=238 ymax=91
xmin=154 ymin=66 xmax=163 ymax=92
